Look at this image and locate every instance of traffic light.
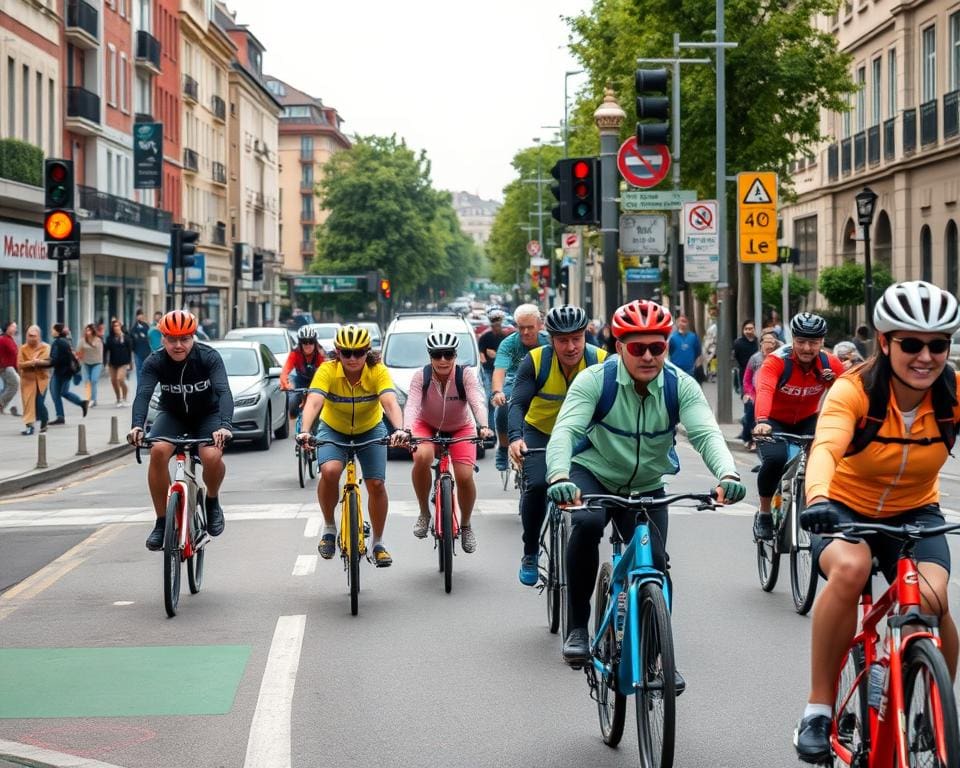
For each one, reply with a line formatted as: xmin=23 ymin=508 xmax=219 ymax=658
xmin=558 ymin=264 xmax=570 ymax=289
xmin=44 ymin=159 xmax=78 ymax=258
xmin=366 ymin=270 xmax=379 ymax=293
xmin=170 ymin=224 xmax=199 ymax=269
xmin=635 ymin=68 xmax=670 ymax=147
xmin=539 ymin=264 xmax=551 ymax=288
xmin=379 ymin=278 xmax=391 ymax=300
xmin=252 ymin=252 xmax=264 ymax=281
xmin=550 ymin=157 xmax=600 ymax=226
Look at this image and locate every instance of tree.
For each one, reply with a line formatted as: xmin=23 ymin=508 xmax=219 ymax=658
xmin=761 ymin=266 xmax=814 ymax=315
xmin=818 ymin=261 xmax=894 ymax=308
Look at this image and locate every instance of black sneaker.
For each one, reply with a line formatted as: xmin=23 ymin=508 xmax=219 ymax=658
xmin=562 ymin=627 xmax=590 ymax=667
xmin=145 ymin=517 xmax=166 ymax=551
xmin=205 ymin=497 xmax=224 ymax=536
xmin=794 ymin=714 xmax=832 ymax=763
xmin=753 ymin=511 xmax=774 ymax=541
xmin=81 ymin=400 xmax=89 ymax=417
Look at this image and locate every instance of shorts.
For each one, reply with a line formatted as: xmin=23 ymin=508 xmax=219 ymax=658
xmin=410 ymin=419 xmax=477 ymax=465
xmin=315 ymin=421 xmax=388 ymax=481
xmin=813 ymin=501 xmax=951 ymax=582
xmin=149 ymin=411 xmax=223 ymax=441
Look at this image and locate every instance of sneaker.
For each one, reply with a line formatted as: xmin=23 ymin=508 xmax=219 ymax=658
xmin=372 ymin=544 xmax=393 ymax=568
xmin=753 ymin=511 xmax=774 ymax=541
xmin=145 ymin=517 xmax=166 ymax=551
xmin=20 ymin=425 xmax=34 ymax=436
xmin=518 ymin=554 xmax=538 ymax=586
xmin=205 ymin=497 xmax=224 ymax=536
xmin=9 ymin=405 xmax=18 ymax=416
xmin=495 ymin=446 xmax=508 ymax=472
xmin=460 ymin=525 xmax=477 ymax=553
xmin=39 ymin=421 xmax=47 ymax=433
xmin=318 ymin=533 xmax=336 ymax=559
xmin=115 ymin=401 xmax=124 ymax=408
xmin=81 ymin=400 xmax=89 ymax=417
xmin=562 ymin=627 xmax=590 ymax=666
xmin=794 ymin=714 xmax=832 ymax=763
xmin=48 ymin=417 xmax=65 ymax=426
xmin=413 ymin=515 xmax=430 ymax=539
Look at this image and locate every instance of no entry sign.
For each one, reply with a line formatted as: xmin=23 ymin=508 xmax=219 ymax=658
xmin=617 ymin=138 xmax=671 ymax=189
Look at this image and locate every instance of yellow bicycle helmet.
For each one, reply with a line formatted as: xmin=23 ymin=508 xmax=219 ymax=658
xmin=335 ymin=324 xmax=371 ymax=350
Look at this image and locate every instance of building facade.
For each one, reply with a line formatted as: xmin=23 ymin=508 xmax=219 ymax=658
xmin=450 ymin=191 xmax=499 ymax=246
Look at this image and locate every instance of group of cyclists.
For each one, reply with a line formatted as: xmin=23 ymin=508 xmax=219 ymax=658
xmin=127 ymin=278 xmax=960 ymax=762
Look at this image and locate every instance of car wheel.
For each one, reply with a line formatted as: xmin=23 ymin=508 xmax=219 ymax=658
xmin=254 ymin=406 xmax=273 ymax=451
xmin=274 ymin=401 xmax=289 ymax=439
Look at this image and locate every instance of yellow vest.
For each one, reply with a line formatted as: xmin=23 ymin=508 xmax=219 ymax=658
xmin=525 ymin=343 xmax=607 ymax=434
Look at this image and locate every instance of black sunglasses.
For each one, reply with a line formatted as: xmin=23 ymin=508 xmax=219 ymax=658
xmin=891 ymin=337 xmax=950 ymax=355
xmin=429 ymin=350 xmax=456 ymax=360
xmin=338 ymin=348 xmax=369 ymax=359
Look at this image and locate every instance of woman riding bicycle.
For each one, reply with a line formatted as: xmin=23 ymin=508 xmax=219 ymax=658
xmin=794 ymin=280 xmax=960 ymax=763
xmin=281 ymin=325 xmax=325 ymax=427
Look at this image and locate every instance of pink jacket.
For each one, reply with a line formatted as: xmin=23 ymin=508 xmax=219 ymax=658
xmin=402 ymin=366 xmax=488 ymax=432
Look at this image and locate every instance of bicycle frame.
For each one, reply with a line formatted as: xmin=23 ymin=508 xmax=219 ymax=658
xmin=433 ymin=449 xmax=460 ymax=540
xmin=338 ymin=452 xmax=366 ymax=559
xmin=166 ymin=448 xmax=202 ymax=560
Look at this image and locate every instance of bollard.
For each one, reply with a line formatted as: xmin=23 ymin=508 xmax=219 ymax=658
xmin=109 ymin=415 xmax=120 ymax=445
xmin=36 ymin=432 xmax=48 ymax=469
xmin=77 ymin=423 xmax=89 ymax=456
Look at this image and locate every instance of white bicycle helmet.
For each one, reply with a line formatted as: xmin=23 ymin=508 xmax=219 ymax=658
xmin=487 ymin=306 xmax=506 ymax=322
xmin=297 ymin=326 xmax=318 ymax=341
xmin=873 ymin=281 xmax=960 ymax=335
xmin=426 ymin=331 xmax=459 ymax=351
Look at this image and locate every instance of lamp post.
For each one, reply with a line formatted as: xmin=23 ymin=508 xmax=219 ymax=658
xmin=564 ymin=70 xmax=584 ymax=158
xmin=594 ymin=88 xmax=627 ymax=321
xmin=855 ymin=186 xmax=878 ymax=326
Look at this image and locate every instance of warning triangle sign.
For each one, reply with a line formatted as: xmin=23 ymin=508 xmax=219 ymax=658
xmin=743 ymin=177 xmax=773 ymax=204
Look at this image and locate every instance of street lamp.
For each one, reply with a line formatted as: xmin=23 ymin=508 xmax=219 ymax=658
xmin=564 ymin=70 xmax=585 ymax=158
xmin=855 ymin=186 xmax=878 ymax=324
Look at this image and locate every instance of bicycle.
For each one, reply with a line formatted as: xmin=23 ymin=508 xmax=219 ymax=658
xmin=301 ymin=434 xmax=389 ymax=616
xmin=823 ymin=518 xmax=960 ymax=768
xmin=136 ymin=436 xmax=214 ymax=618
xmin=754 ymin=432 xmax=819 ymax=614
xmin=287 ymin=388 xmax=316 ymax=488
xmin=570 ymin=491 xmax=717 ymax=768
xmin=410 ymin=433 xmax=483 ymax=594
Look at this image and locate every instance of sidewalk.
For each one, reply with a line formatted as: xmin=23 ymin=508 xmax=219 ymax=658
xmin=681 ymin=378 xmax=754 ymax=455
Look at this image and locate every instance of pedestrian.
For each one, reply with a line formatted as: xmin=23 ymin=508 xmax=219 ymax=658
xmin=732 ymin=319 xmax=759 ymax=395
xmin=831 ymin=340 xmax=864 ymax=370
xmin=702 ymin=309 xmax=718 ymax=382
xmin=585 ymin=320 xmax=600 ymax=347
xmin=768 ymin=310 xmax=786 ymax=342
xmin=104 ymin=319 xmax=133 ymax=406
xmin=851 ymin=324 xmax=870 ymax=358
xmin=130 ymin=309 xmax=152 ymax=380
xmin=667 ymin=314 xmax=702 ymax=378
xmin=77 ymin=323 xmax=104 ymax=406
xmin=48 ymin=323 xmax=88 ymax=425
xmin=0 ymin=321 xmax=20 ymax=416
xmin=17 ymin=324 xmax=50 ymax=435
xmin=95 ymin=319 xmax=105 ymax=339
xmin=740 ymin=330 xmax=782 ymax=449
xmin=478 ymin=306 xmax=511 ymax=431
xmin=147 ymin=311 xmax=163 ymax=351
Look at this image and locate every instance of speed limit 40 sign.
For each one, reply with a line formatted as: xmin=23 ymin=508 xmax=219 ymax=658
xmin=737 ymin=172 xmax=778 ymax=263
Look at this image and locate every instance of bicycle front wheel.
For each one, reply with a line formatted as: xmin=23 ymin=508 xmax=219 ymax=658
xmin=789 ymin=486 xmax=817 ymax=615
xmin=163 ymin=492 xmax=182 ymax=618
xmin=297 ymin=443 xmax=306 ymax=488
xmin=832 ymin=642 xmax=868 ymax=766
xmin=187 ymin=490 xmax=206 ymax=594
xmin=348 ymin=492 xmax=360 ymax=616
xmin=636 ymin=582 xmax=676 ymax=768
xmin=756 ymin=537 xmax=780 ymax=592
xmin=902 ymin=638 xmax=960 ymax=768
xmin=594 ymin=562 xmax=626 ymax=746
xmin=546 ymin=505 xmax=561 ymax=634
xmin=440 ymin=475 xmax=454 ymax=594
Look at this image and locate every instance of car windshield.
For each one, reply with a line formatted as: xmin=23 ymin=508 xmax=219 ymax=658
xmin=216 ymin=348 xmax=260 ymax=376
xmin=383 ymin=332 xmax=477 ymax=367
xmin=308 ymin=324 xmax=340 ymax=339
xmin=227 ymin=331 xmax=287 ymax=355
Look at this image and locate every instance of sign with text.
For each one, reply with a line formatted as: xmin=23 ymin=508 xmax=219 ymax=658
xmin=624 ymin=267 xmax=661 ymax=282
xmin=292 ymin=275 xmax=364 ymax=293
xmin=682 ymin=200 xmax=719 ymax=282
xmin=620 ymin=214 xmax=667 ymax=255
xmin=133 ymin=122 xmax=163 ymax=190
xmin=737 ymin=171 xmax=778 ymax=263
xmin=622 ymin=188 xmax=696 ymax=211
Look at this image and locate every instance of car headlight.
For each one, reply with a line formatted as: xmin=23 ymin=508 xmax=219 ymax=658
xmin=234 ymin=393 xmax=261 ymax=407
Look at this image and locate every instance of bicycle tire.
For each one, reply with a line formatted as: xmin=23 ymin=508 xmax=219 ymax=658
xmin=307 ymin=447 xmax=316 ymax=479
xmin=546 ymin=504 xmax=561 ymax=634
xmin=163 ymin=492 xmax=182 ymax=617
xmin=348 ymin=491 xmax=360 ymax=616
xmin=297 ymin=443 xmax=306 ymax=488
xmin=789 ymin=480 xmax=817 ymax=615
xmin=187 ymin=489 xmax=205 ymax=594
xmin=756 ymin=536 xmax=780 ymax=592
xmin=559 ymin=507 xmax=570 ymax=642
xmin=636 ymin=581 xmax=676 ymax=768
xmin=594 ymin=562 xmax=626 ymax=746
xmin=440 ymin=475 xmax=454 ymax=594
xmin=902 ymin=637 xmax=960 ymax=768
xmin=832 ymin=642 xmax=868 ymax=765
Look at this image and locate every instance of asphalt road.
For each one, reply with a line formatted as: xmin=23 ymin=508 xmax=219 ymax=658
xmin=2 ymin=433 xmax=960 ymax=767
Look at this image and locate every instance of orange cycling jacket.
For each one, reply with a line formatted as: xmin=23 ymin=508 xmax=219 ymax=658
xmin=754 ymin=347 xmax=845 ymax=425
xmin=806 ymin=371 xmax=960 ymax=516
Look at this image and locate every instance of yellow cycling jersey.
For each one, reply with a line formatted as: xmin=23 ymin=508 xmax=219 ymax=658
xmin=525 ymin=344 xmax=607 ymax=434
xmin=309 ymin=360 xmax=396 ymax=435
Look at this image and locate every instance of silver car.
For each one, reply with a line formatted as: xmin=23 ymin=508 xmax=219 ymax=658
xmin=224 ymin=326 xmax=295 ymax=366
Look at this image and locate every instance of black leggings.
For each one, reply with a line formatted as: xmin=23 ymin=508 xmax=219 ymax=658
xmin=756 ymin=415 xmax=817 ymax=497
xmin=519 ymin=427 xmax=549 ymax=556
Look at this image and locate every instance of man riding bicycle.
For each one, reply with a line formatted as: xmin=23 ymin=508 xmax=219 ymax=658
xmin=478 ymin=306 xmax=511 ymax=431
xmin=490 ymin=303 xmax=549 ymax=472
xmin=507 ymin=305 xmax=607 ymax=586
xmin=401 ymin=332 xmax=493 ymax=553
xmin=297 ymin=325 xmax=407 ymax=567
xmin=280 ymin=325 xmax=325 ymax=427
xmin=544 ymin=299 xmax=746 ymax=668
xmin=751 ymin=312 xmax=845 ymax=541
xmin=793 ymin=281 xmax=960 ymax=762
xmin=128 ymin=310 xmax=233 ymax=551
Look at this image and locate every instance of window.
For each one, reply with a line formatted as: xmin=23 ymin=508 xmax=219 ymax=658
xmin=302 ymin=225 xmax=312 ymax=243
xmin=947 ymin=221 xmax=959 ymax=296
xmin=952 ymin=13 xmax=960 ymax=91
xmin=120 ymin=54 xmax=128 ymax=112
xmin=301 ymin=164 xmax=313 ymax=187
xmin=7 ymin=58 xmax=15 ymax=137
xmin=135 ymin=72 xmax=150 ymax=114
xmin=284 ymin=106 xmax=310 ymax=118
xmin=888 ymin=49 xmax=897 ymax=116
xmin=856 ymin=66 xmax=866 ymax=131
xmin=48 ymin=78 xmax=54 ymax=155
xmin=871 ymin=58 xmax=881 ymax=125
xmin=301 ymin=194 xmax=312 ymax=219
xmin=300 ymin=135 xmax=313 ymax=155
xmin=35 ymin=72 xmax=42 ymax=147
xmin=921 ymin=225 xmax=933 ymax=281
xmin=108 ymin=44 xmax=117 ymax=106
xmin=107 ymin=151 xmax=114 ymax=195
xmin=922 ymin=26 xmax=937 ymax=102
xmin=794 ymin=215 xmax=819 ymax=284
xmin=843 ymin=93 xmax=852 ymax=138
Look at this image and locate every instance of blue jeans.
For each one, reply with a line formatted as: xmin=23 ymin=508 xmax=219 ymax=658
xmin=82 ymin=362 xmax=102 ymax=403
xmin=134 ymin=353 xmax=148 ymax=381
xmin=481 ymin=367 xmax=495 ymax=431
xmin=50 ymin=373 xmax=85 ymax=419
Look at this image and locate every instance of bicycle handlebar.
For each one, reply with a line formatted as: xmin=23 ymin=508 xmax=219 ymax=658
xmin=520 ymin=447 xmax=546 ymax=456
xmin=303 ymin=435 xmax=391 ymax=450
xmin=134 ymin=436 xmax=215 ymax=464
xmin=569 ymin=491 xmax=718 ymax=513
xmin=408 ymin=435 xmax=483 ymax=446
xmin=756 ymin=432 xmax=815 ymax=445
xmin=282 ymin=387 xmax=312 ymax=394
xmin=829 ymin=520 xmax=960 ymax=540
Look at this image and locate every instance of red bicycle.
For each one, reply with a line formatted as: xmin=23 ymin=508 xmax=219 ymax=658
xmin=825 ymin=518 xmax=960 ymax=767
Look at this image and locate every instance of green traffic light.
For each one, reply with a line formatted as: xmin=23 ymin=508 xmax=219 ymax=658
xmin=49 ymin=185 xmax=68 ymax=205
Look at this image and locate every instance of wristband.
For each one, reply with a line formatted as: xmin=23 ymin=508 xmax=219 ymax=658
xmin=720 ymin=473 xmax=741 ymax=482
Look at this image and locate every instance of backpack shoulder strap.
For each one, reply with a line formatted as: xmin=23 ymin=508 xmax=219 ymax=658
xmin=591 ymin=356 xmax=620 ymax=424
xmin=455 ymin=364 xmax=466 ymax=401
xmin=583 ymin=345 xmax=598 ymax=367
xmin=847 ymin=380 xmax=891 ymax=456
xmin=534 ymin=346 xmax=553 ymax=391
xmin=775 ymin=347 xmax=794 ymax=391
xmin=662 ymin=364 xmax=680 ymax=432
xmin=420 ymin=365 xmax=432 ymax=404
xmin=932 ymin=370 xmax=958 ymax=453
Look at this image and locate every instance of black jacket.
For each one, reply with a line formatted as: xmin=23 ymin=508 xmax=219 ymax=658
xmin=105 ymin=333 xmax=133 ymax=367
xmin=732 ymin=336 xmax=759 ymax=372
xmin=50 ymin=336 xmax=76 ymax=377
xmin=130 ymin=320 xmax=152 ymax=358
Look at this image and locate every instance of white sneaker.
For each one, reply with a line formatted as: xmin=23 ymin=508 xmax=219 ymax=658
xmin=413 ymin=515 xmax=430 ymax=539
xmin=460 ymin=525 xmax=477 ymax=553
xmin=116 ymin=401 xmax=123 ymax=408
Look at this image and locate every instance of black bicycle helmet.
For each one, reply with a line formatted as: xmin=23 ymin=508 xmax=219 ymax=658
xmin=544 ymin=305 xmax=588 ymax=335
xmin=790 ymin=312 xmax=828 ymax=339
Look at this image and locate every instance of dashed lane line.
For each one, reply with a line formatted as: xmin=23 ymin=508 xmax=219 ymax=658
xmin=291 ymin=555 xmax=317 ymax=576
xmin=303 ymin=516 xmax=321 ymax=538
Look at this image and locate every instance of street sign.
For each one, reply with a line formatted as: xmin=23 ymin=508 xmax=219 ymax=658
xmin=617 ymin=138 xmax=671 ymax=188
xmin=737 ymin=171 xmax=778 ymax=263
xmin=562 ymin=232 xmax=579 ymax=255
xmin=292 ymin=275 xmax=364 ymax=293
xmin=620 ymin=214 xmax=667 ymax=255
xmin=625 ymin=267 xmax=661 ymax=282
xmin=526 ymin=240 xmax=541 ymax=257
xmin=621 ymin=188 xmax=696 ymax=211
xmin=681 ymin=200 xmax=719 ymax=282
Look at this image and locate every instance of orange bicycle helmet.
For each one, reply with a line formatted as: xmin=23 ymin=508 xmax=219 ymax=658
xmin=610 ymin=300 xmax=673 ymax=339
xmin=158 ymin=310 xmax=198 ymax=336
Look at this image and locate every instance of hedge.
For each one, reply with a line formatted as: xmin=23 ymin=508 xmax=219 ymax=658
xmin=0 ymin=138 xmax=43 ymax=187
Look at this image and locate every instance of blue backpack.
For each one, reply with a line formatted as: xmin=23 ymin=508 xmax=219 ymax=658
xmin=588 ymin=356 xmax=681 ymax=434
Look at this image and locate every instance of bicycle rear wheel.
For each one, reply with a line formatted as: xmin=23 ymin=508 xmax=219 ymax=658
xmin=307 ymin=447 xmax=316 ymax=479
xmin=163 ymin=492 xmax=182 ymax=618
xmin=348 ymin=492 xmax=360 ymax=616
xmin=594 ymin=562 xmax=626 ymax=745
xmin=788 ymin=485 xmax=817 ymax=615
xmin=440 ymin=475 xmax=454 ymax=594
xmin=297 ymin=444 xmax=306 ymax=488
xmin=902 ymin=638 xmax=960 ymax=768
xmin=636 ymin=582 xmax=676 ymax=768
xmin=756 ymin=537 xmax=780 ymax=592
xmin=187 ymin=489 xmax=206 ymax=594
xmin=546 ymin=505 xmax=561 ymax=634
xmin=832 ymin=642 xmax=868 ymax=765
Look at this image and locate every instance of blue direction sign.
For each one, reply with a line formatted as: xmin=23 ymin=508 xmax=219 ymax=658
xmin=625 ymin=267 xmax=661 ymax=283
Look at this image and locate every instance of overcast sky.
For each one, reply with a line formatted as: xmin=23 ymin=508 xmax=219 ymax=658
xmin=224 ymin=0 xmax=591 ymax=202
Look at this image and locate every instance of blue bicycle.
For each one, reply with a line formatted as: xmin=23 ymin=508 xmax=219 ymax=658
xmin=288 ymin=388 xmax=316 ymax=488
xmin=573 ymin=491 xmax=716 ymax=768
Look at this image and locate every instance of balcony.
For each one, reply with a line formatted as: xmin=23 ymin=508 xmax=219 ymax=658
xmin=826 ymin=143 xmax=838 ymax=182
xmin=945 ymin=91 xmax=960 ymax=140
xmin=183 ymin=148 xmax=199 ymax=173
xmin=883 ymin=117 xmax=896 ymax=161
xmin=211 ymin=95 xmax=226 ymax=122
xmin=840 ymin=137 xmax=851 ymax=174
xmin=300 ymin=149 xmax=313 ymax=163
xmin=211 ymin=222 xmax=226 ymax=246
xmin=300 ymin=240 xmax=314 ymax=255
xmin=300 ymin=211 xmax=315 ymax=225
xmin=920 ymin=99 xmax=938 ymax=146
xmin=212 ymin=161 xmax=226 ymax=185
xmin=78 ymin=185 xmax=172 ymax=233
xmin=853 ymin=131 xmax=865 ymax=170
xmin=867 ymin=125 xmax=880 ymax=166
xmin=903 ymin=108 xmax=917 ymax=154
xmin=65 ymin=0 xmax=99 ymax=49
xmin=65 ymin=86 xmax=101 ymax=133
xmin=183 ymin=74 xmax=198 ymax=103
xmin=135 ymin=30 xmax=161 ymax=74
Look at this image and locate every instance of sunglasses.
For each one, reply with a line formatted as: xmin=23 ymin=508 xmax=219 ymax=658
xmin=622 ymin=340 xmax=667 ymax=358
xmin=429 ymin=350 xmax=457 ymax=360
xmin=891 ymin=337 xmax=950 ymax=355
xmin=300 ymin=340 xmax=316 ymax=346
xmin=338 ymin=348 xmax=369 ymax=359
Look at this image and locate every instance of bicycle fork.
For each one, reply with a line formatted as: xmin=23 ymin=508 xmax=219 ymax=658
xmin=339 ymin=461 xmax=366 ymax=562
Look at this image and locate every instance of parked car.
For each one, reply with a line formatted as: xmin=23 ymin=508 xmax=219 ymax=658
xmin=223 ymin=326 xmax=295 ymax=366
xmin=146 ymin=340 xmax=288 ymax=451
xmin=356 ymin=321 xmax=383 ymax=349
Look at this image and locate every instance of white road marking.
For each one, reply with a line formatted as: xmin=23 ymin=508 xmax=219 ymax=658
xmin=303 ymin=516 xmax=322 ymax=538
xmin=0 ymin=738 xmax=127 ymax=767
xmin=243 ymin=614 xmax=306 ymax=768
xmin=291 ymin=555 xmax=317 ymax=576
xmin=112 ymin=601 xmax=134 ymax=606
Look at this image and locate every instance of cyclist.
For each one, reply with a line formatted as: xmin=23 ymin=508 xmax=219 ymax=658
xmin=751 ymin=312 xmax=845 ymax=541
xmin=508 ymin=305 xmax=607 ymax=586
xmin=544 ymin=299 xmax=746 ymax=667
xmin=793 ymin=281 xmax=960 ymax=763
xmin=402 ymin=332 xmax=494 ymax=552
xmin=296 ymin=325 xmax=407 ymax=567
xmin=490 ymin=304 xmax=549 ymax=471
xmin=128 ymin=310 xmax=233 ymax=550
xmin=280 ymin=325 xmax=325 ymax=426
xmin=478 ymin=306 xmax=510 ymax=430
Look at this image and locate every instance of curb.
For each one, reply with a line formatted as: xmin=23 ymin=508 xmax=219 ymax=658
xmin=0 ymin=444 xmax=133 ymax=497
xmin=676 ymin=423 xmax=750 ymax=454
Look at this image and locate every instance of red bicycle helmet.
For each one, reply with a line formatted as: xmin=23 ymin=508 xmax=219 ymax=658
xmin=158 ymin=310 xmax=198 ymax=336
xmin=610 ymin=300 xmax=673 ymax=339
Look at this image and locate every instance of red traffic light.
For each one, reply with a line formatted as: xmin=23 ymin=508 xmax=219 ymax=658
xmin=48 ymin=163 xmax=68 ymax=183
xmin=379 ymin=278 xmax=391 ymax=299
xmin=573 ymin=160 xmax=590 ymax=179
xmin=574 ymin=181 xmax=588 ymax=199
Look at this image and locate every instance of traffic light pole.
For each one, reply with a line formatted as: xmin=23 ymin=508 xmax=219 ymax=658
xmin=56 ymin=259 xmax=66 ymax=324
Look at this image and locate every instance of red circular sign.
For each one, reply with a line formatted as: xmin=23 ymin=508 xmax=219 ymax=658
xmin=617 ymin=138 xmax=671 ymax=189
